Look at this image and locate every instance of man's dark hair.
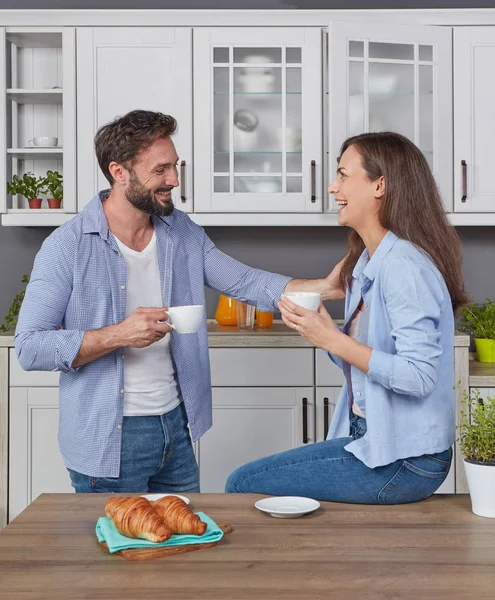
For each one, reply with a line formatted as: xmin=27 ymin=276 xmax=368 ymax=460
xmin=94 ymin=110 xmax=177 ymax=185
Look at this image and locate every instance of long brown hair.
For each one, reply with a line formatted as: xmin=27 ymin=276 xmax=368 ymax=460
xmin=337 ymin=132 xmax=469 ymax=313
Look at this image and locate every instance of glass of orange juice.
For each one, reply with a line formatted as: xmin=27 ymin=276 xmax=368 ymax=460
xmin=255 ymin=308 xmax=274 ymax=328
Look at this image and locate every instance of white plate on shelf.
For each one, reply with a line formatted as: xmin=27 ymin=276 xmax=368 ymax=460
xmin=141 ymin=493 xmax=190 ymax=504
xmin=254 ymin=496 xmax=320 ymax=518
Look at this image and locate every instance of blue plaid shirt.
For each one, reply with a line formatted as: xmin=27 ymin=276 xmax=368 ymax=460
xmin=327 ymin=231 xmax=456 ymax=468
xmin=15 ymin=192 xmax=291 ymax=477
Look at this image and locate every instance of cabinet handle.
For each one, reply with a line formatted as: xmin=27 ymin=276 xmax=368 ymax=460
xmin=180 ymin=160 xmax=187 ymax=203
xmin=323 ymin=397 xmax=329 ymax=438
xmin=310 ymin=160 xmax=316 ymax=203
xmin=461 ymin=160 xmax=467 ymax=203
xmin=302 ymin=397 xmax=308 ymax=443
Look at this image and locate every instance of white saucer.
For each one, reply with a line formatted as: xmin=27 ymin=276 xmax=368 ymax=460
xmin=141 ymin=493 xmax=190 ymax=504
xmin=254 ymin=496 xmax=320 ymax=518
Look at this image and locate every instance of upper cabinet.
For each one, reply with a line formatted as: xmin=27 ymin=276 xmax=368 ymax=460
xmin=454 ymin=28 xmax=495 ymax=213
xmin=327 ymin=20 xmax=453 ymax=212
xmin=0 ymin=28 xmax=76 ymax=226
xmin=76 ymin=28 xmax=193 ymax=213
xmin=193 ymin=28 xmax=323 ymax=213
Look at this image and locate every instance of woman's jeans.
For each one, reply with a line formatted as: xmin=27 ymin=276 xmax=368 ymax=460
xmin=226 ymin=414 xmax=452 ymax=504
xmin=68 ymin=403 xmax=200 ymax=494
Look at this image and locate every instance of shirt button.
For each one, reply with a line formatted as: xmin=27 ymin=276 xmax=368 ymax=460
xmin=356 ymin=392 xmax=361 ymax=397
xmin=121 ymin=354 xmax=125 ymax=359
xmin=117 ymin=424 xmax=122 ymax=430
xmin=120 ymin=389 xmax=124 ymax=394
xmin=120 ymin=284 xmax=126 ymax=290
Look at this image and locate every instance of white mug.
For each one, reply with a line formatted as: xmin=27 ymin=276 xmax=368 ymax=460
xmin=281 ymin=292 xmax=321 ymax=312
xmin=28 ymin=136 xmax=58 ymax=147
xmin=164 ymin=304 xmax=204 ymax=334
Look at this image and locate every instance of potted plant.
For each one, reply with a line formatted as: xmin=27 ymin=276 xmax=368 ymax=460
xmin=43 ymin=170 xmax=63 ymax=209
xmin=458 ymin=388 xmax=495 ymax=518
xmin=458 ymin=299 xmax=495 ymax=362
xmin=0 ymin=275 xmax=29 ymax=332
xmin=6 ymin=173 xmax=46 ymax=209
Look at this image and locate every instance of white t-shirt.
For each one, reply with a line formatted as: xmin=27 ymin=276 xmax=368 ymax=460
xmin=114 ymin=232 xmax=180 ymax=416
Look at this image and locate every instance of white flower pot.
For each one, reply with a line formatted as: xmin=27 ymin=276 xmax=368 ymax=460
xmin=464 ymin=460 xmax=495 ymax=518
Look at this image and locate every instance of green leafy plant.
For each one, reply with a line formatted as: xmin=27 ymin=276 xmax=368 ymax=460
xmin=43 ymin=170 xmax=63 ymax=201
xmin=0 ymin=275 xmax=29 ymax=333
xmin=6 ymin=173 xmax=46 ymax=199
xmin=458 ymin=387 xmax=495 ymax=465
xmin=458 ymin=298 xmax=495 ymax=340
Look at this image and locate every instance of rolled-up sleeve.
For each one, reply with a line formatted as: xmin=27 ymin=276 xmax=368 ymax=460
xmin=199 ymin=226 xmax=291 ymax=311
xmin=15 ymin=235 xmax=84 ymax=373
xmin=367 ymin=257 xmax=444 ymax=398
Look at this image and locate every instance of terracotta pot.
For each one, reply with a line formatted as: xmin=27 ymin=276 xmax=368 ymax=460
xmin=27 ymin=198 xmax=42 ymax=209
xmin=47 ymin=197 xmax=62 ymax=209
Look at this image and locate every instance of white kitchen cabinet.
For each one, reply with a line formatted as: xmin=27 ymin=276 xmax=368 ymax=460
xmin=315 ymin=387 xmax=340 ymax=442
xmin=199 ymin=387 xmax=315 ymax=493
xmin=0 ymin=27 xmax=77 ymax=226
xmin=9 ymin=387 xmax=73 ymax=522
xmin=193 ymin=27 xmax=323 ymax=214
xmin=76 ymin=27 xmax=193 ymax=212
xmin=454 ymin=28 xmax=495 ymax=213
xmin=328 ymin=20 xmax=452 ymax=212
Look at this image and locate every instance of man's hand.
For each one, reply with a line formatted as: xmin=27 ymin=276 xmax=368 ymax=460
xmin=117 ymin=307 xmax=173 ymax=348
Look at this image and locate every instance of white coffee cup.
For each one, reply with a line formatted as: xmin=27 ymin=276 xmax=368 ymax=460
xmin=164 ymin=304 xmax=204 ymax=334
xmin=281 ymin=292 xmax=321 ymax=312
xmin=28 ymin=136 xmax=58 ymax=147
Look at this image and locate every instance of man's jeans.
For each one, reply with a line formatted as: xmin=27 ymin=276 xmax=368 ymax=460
xmin=226 ymin=414 xmax=452 ymax=504
xmin=68 ymin=403 xmax=199 ymax=493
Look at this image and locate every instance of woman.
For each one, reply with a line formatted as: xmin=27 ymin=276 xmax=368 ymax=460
xmin=226 ymin=132 xmax=469 ymax=504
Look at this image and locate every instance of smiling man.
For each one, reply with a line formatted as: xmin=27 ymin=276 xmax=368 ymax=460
xmin=14 ymin=109 xmax=345 ymax=495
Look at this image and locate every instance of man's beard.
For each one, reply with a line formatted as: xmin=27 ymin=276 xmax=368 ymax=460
xmin=125 ymin=171 xmax=175 ymax=217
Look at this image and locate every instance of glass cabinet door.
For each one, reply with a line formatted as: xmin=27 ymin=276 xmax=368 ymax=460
xmin=328 ymin=21 xmax=452 ymax=212
xmin=194 ymin=28 xmax=322 ymax=213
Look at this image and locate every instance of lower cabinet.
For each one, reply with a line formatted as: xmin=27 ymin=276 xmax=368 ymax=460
xmin=9 ymin=387 xmax=73 ymax=522
xmin=198 ymin=387 xmax=315 ymax=492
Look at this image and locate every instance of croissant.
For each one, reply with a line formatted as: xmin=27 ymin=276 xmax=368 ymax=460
xmin=105 ymin=496 xmax=172 ymax=543
xmin=152 ymin=496 xmax=207 ymax=536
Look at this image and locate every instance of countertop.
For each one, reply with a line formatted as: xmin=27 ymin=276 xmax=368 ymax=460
xmin=0 ymin=493 xmax=493 ymax=599
xmin=0 ymin=321 xmax=472 ymax=349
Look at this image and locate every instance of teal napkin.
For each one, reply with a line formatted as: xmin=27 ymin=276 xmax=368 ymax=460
xmin=96 ymin=511 xmax=223 ymax=553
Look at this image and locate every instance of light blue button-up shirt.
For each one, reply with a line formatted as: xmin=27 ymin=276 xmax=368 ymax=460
xmin=15 ymin=192 xmax=291 ymax=477
xmin=327 ymin=231 xmax=455 ymax=468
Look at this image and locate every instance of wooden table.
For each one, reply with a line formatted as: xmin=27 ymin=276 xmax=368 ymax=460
xmin=0 ymin=494 xmax=494 ymax=599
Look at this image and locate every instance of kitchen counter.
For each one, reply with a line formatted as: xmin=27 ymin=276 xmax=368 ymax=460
xmin=0 ymin=493 xmax=494 ymax=599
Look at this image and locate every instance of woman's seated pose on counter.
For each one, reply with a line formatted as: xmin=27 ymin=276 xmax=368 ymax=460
xmin=226 ymin=131 xmax=469 ymax=504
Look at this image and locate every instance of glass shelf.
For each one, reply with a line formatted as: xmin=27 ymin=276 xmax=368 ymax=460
xmin=214 ymin=91 xmax=302 ymax=95
xmin=214 ymin=151 xmax=302 ymax=155
xmin=8 ymin=148 xmax=63 ymax=160
xmin=7 ymin=89 xmax=63 ymax=104
xmin=350 ymin=91 xmax=433 ymax=97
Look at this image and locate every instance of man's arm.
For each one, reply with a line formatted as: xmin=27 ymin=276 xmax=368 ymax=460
xmin=72 ymin=308 xmax=173 ymax=368
xmin=284 ymin=257 xmax=346 ymax=301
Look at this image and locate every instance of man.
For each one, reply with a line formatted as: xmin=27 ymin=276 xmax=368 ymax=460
xmin=15 ymin=109 xmax=345 ymax=494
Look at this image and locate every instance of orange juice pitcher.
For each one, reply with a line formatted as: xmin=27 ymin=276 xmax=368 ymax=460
xmin=215 ymin=294 xmax=237 ymax=325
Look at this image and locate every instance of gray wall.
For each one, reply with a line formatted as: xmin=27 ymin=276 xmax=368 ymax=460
xmin=1 ymin=224 xmax=494 ymax=328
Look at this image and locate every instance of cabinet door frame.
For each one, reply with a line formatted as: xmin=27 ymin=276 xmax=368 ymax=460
xmin=194 ymin=27 xmax=323 ymax=214
xmin=454 ymin=27 xmax=495 ymax=213
xmin=76 ymin=27 xmax=193 ymax=213
xmin=9 ymin=386 xmax=72 ymax=522
xmin=315 ymin=386 xmax=341 ymax=443
xmin=327 ymin=19 xmax=453 ymax=212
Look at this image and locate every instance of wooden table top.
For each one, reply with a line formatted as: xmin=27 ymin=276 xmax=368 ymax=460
xmin=0 ymin=493 xmax=494 ymax=599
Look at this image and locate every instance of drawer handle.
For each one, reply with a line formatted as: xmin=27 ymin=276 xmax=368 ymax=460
xmin=302 ymin=397 xmax=308 ymax=443
xmin=461 ymin=159 xmax=467 ymax=203
xmin=323 ymin=397 xmax=329 ymax=438
xmin=310 ymin=160 xmax=316 ymax=203
xmin=180 ymin=160 xmax=186 ymax=203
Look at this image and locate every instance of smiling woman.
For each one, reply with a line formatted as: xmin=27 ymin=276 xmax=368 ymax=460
xmin=226 ymin=131 xmax=469 ymax=505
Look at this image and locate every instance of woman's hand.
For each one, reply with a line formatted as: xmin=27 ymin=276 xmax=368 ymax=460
xmin=278 ymin=297 xmax=344 ymax=352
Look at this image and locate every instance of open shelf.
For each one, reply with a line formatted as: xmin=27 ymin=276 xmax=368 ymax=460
xmin=7 ymin=89 xmax=63 ymax=104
